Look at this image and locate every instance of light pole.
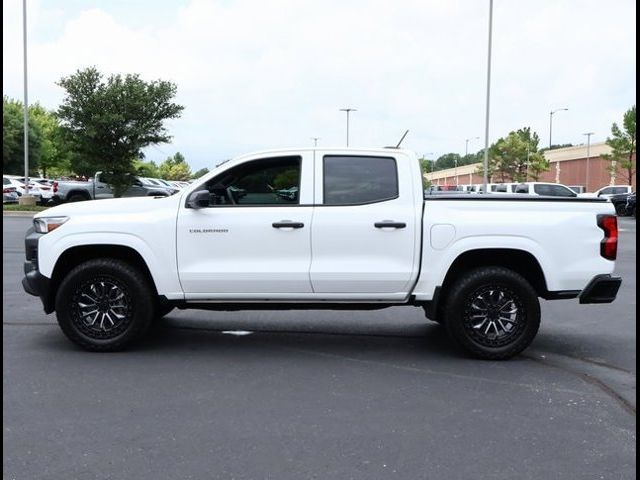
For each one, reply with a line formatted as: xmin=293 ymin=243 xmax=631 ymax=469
xmin=482 ymin=0 xmax=494 ymax=193
xmin=461 ymin=136 xmax=479 ymax=186
xmin=21 ymin=0 xmax=32 ymax=203
xmin=311 ymin=137 xmax=320 ymax=147
xmin=339 ymin=108 xmax=356 ymax=147
xmin=465 ymin=137 xmax=480 ymax=157
xmin=549 ymin=108 xmax=568 ymax=149
xmin=583 ymin=132 xmax=594 ymax=191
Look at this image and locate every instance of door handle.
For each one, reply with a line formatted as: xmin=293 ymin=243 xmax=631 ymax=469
xmin=374 ymin=221 xmax=406 ymax=229
xmin=96 ymin=186 xmax=105 ymax=189
xmin=272 ymin=221 xmax=304 ymax=229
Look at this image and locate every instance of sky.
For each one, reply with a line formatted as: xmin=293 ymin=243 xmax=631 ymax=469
xmin=2 ymin=0 xmax=637 ymax=171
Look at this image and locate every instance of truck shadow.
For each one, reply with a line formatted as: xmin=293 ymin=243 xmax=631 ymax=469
xmin=136 ymin=316 xmax=466 ymax=360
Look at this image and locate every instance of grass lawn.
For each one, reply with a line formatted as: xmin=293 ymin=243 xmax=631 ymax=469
xmin=3 ymin=204 xmax=49 ymax=212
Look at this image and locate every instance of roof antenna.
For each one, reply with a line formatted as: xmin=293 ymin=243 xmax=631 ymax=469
xmin=395 ymin=129 xmax=409 ymax=148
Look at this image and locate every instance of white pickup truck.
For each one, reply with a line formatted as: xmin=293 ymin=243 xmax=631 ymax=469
xmin=23 ymin=148 xmax=622 ymax=359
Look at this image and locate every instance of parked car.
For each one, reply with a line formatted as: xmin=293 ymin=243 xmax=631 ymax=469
xmin=139 ymin=177 xmax=178 ymax=196
xmin=580 ymin=185 xmax=633 ymax=199
xmin=610 ymin=192 xmax=636 ymax=217
xmin=473 ymin=183 xmax=517 ymax=194
xmin=151 ymin=178 xmax=180 ymax=195
xmin=3 ymin=176 xmax=43 ymax=203
xmin=3 ymin=177 xmax=19 ymax=204
xmin=626 ymin=193 xmax=636 ymax=217
xmin=568 ymin=185 xmax=586 ymax=194
xmin=17 ymin=177 xmax=55 ymax=203
xmin=23 ymin=147 xmax=621 ymax=360
xmin=513 ymin=182 xmax=577 ymax=197
xmin=52 ymin=172 xmax=171 ymax=203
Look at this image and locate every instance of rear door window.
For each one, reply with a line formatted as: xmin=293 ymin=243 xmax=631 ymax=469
xmin=323 ymin=156 xmax=398 ymax=205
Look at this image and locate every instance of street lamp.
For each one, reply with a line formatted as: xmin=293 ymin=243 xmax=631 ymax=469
xmin=461 ymin=136 xmax=480 ymax=186
xmin=465 ymin=137 xmax=480 ymax=157
xmin=481 ymin=0 xmax=494 ymax=193
xmin=20 ymin=0 xmax=32 ymax=204
xmin=311 ymin=137 xmax=320 ymax=147
xmin=339 ymin=108 xmax=357 ymax=147
xmin=583 ymin=132 xmax=594 ymax=191
xmin=549 ymin=108 xmax=568 ymax=149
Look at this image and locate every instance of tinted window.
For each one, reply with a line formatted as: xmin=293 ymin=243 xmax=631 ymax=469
xmin=323 ymin=156 xmax=398 ymax=205
xmin=533 ymin=184 xmax=576 ymax=197
xmin=3 ymin=177 xmax=10 ymax=185
xmin=494 ymin=184 xmax=508 ymax=192
xmin=608 ymin=187 xmax=628 ymax=195
xmin=200 ymin=156 xmax=301 ymax=206
xmin=515 ymin=184 xmax=529 ymax=194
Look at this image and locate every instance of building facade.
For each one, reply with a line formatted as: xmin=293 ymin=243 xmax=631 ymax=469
xmin=426 ymin=142 xmax=636 ymax=193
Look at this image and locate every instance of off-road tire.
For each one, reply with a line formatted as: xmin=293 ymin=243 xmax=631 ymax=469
xmin=55 ymin=258 xmax=154 ymax=351
xmin=443 ymin=267 xmax=540 ymax=360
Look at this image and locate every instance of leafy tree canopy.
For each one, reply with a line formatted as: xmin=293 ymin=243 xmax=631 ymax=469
xmin=56 ymin=67 xmax=184 ymax=196
xmin=158 ymin=152 xmax=192 ymax=181
xmin=191 ymin=167 xmax=210 ymax=179
xmin=602 ymin=105 xmax=636 ymax=185
xmin=476 ymin=127 xmax=549 ymax=182
xmin=3 ymin=96 xmax=43 ymax=176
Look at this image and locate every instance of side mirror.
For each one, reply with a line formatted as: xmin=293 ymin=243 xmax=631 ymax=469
xmin=187 ymin=190 xmax=210 ymax=209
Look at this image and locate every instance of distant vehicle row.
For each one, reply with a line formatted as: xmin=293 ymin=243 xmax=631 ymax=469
xmin=3 ymin=174 xmax=192 ymax=205
xmin=429 ymin=182 xmax=633 ymax=199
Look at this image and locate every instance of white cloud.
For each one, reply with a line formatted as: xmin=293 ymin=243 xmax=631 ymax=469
xmin=2 ymin=0 xmax=636 ymax=170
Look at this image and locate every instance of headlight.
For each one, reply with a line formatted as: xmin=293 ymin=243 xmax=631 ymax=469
xmin=34 ymin=216 xmax=69 ymax=234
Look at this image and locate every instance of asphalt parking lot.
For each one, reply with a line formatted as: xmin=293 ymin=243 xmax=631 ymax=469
xmin=3 ymin=215 xmax=636 ymax=479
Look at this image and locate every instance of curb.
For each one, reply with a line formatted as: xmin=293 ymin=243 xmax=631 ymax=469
xmin=3 ymin=211 xmax=37 ymax=217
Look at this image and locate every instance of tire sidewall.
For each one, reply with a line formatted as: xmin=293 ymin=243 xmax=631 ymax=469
xmin=445 ymin=267 xmax=541 ymax=360
xmin=55 ymin=259 xmax=154 ymax=351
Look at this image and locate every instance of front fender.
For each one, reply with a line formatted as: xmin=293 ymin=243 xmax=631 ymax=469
xmin=38 ymin=231 xmax=184 ymax=300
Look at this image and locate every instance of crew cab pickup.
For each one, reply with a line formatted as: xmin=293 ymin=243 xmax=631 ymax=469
xmin=52 ymin=172 xmax=172 ymax=203
xmin=23 ymin=148 xmax=622 ymax=359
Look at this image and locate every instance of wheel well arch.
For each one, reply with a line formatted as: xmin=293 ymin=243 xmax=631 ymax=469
xmin=441 ymin=248 xmax=549 ymax=298
xmin=66 ymin=190 xmax=91 ymax=200
xmin=48 ymin=245 xmax=158 ymax=307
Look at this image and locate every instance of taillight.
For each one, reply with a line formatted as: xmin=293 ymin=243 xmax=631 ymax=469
xmin=3 ymin=188 xmax=12 ymax=194
xmin=53 ymin=181 xmax=58 ymax=193
xmin=597 ymin=214 xmax=618 ymax=260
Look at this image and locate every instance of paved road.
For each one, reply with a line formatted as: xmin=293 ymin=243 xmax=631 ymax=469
xmin=3 ymin=215 xmax=636 ymax=479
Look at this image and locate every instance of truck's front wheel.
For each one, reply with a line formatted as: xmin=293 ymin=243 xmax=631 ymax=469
xmin=443 ymin=267 xmax=540 ymax=360
xmin=55 ymin=259 xmax=154 ymax=351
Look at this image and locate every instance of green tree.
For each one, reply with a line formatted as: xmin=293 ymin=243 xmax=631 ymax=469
xmin=476 ymin=127 xmax=549 ymax=182
xmin=134 ymin=159 xmax=160 ymax=178
xmin=2 ymin=96 xmax=43 ymax=175
xmin=158 ymin=152 xmax=192 ymax=180
xmin=56 ymin=67 xmax=184 ymax=196
xmin=602 ymin=105 xmax=636 ymax=185
xmin=191 ymin=167 xmax=210 ymax=179
xmin=29 ymin=104 xmax=73 ymax=177
xmin=433 ymin=153 xmax=461 ymax=171
xmin=419 ymin=156 xmax=435 ymax=189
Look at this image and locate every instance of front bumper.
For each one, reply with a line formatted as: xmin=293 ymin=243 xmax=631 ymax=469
xmin=579 ymin=274 xmax=622 ymax=304
xmin=21 ymin=227 xmax=54 ymax=313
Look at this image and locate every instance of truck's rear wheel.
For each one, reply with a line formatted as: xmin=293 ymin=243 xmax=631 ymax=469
xmin=67 ymin=193 xmax=89 ymax=202
xmin=55 ymin=259 xmax=154 ymax=351
xmin=443 ymin=267 xmax=540 ymax=360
